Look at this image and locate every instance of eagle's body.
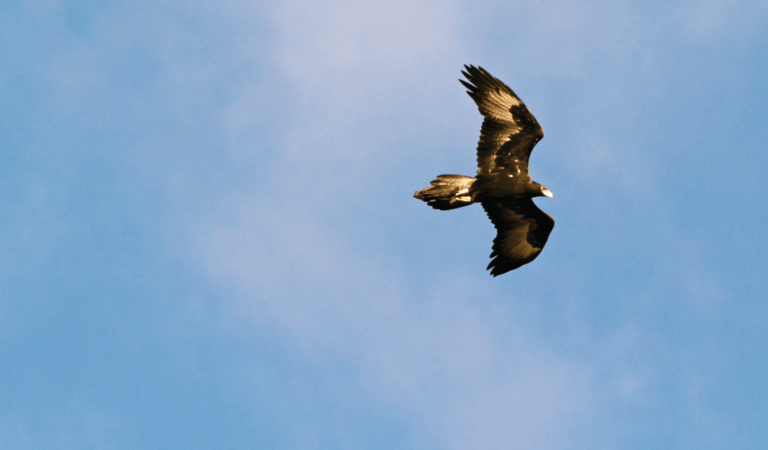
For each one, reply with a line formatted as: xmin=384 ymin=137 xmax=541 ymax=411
xmin=414 ymin=65 xmax=554 ymax=276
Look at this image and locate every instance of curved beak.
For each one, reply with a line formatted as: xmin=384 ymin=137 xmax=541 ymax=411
xmin=542 ymin=188 xmax=553 ymax=198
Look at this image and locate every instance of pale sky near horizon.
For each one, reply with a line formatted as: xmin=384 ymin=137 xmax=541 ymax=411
xmin=2 ymin=0 xmax=768 ymax=448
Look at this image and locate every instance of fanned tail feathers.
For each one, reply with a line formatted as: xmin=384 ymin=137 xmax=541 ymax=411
xmin=414 ymin=175 xmax=476 ymax=210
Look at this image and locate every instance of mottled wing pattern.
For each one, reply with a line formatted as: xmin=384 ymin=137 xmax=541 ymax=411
xmin=460 ymin=65 xmax=544 ymax=177
xmin=482 ymin=199 xmax=554 ymax=276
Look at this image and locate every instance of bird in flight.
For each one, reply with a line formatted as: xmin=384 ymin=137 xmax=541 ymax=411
xmin=414 ymin=65 xmax=554 ymax=276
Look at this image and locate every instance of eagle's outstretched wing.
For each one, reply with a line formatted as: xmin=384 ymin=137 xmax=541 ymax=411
xmin=460 ymin=65 xmax=544 ymax=178
xmin=482 ymin=199 xmax=554 ymax=276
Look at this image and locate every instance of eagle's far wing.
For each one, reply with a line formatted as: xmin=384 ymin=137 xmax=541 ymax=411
xmin=460 ymin=65 xmax=544 ymax=177
xmin=482 ymin=199 xmax=554 ymax=276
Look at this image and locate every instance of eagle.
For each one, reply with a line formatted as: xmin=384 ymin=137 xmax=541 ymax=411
xmin=414 ymin=65 xmax=554 ymax=276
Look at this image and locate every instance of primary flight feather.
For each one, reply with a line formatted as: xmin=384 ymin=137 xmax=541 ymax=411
xmin=414 ymin=65 xmax=554 ymax=276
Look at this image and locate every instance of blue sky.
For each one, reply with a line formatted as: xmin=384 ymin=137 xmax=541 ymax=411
xmin=2 ymin=0 xmax=768 ymax=448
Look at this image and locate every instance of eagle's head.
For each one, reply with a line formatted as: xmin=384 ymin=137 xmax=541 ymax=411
xmin=530 ymin=183 xmax=553 ymax=198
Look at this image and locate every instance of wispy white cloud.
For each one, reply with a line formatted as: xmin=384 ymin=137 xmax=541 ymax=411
xmin=188 ymin=1 xmax=607 ymax=447
xmin=199 ymin=196 xmax=597 ymax=446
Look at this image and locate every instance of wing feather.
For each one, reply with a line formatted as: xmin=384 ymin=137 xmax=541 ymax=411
xmin=482 ymin=199 xmax=554 ymax=276
xmin=460 ymin=65 xmax=544 ymax=177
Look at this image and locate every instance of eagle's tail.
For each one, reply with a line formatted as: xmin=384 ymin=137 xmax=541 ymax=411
xmin=414 ymin=175 xmax=476 ymax=210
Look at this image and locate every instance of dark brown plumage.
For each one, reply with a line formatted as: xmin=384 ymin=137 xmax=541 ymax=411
xmin=414 ymin=65 xmax=554 ymax=276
